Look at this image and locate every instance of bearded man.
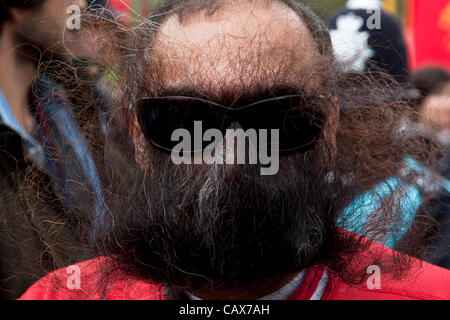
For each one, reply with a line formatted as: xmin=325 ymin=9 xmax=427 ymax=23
xmin=20 ymin=0 xmax=450 ymax=300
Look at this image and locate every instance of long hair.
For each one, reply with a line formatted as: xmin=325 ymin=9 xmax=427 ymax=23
xmin=3 ymin=0 xmax=445 ymax=297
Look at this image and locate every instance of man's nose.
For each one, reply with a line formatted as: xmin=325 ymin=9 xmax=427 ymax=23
xmin=223 ymin=122 xmax=244 ymax=165
xmin=226 ymin=121 xmax=243 ymax=131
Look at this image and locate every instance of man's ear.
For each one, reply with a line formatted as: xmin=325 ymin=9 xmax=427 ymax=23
xmin=130 ymin=111 xmax=151 ymax=173
xmin=8 ymin=7 xmax=27 ymax=24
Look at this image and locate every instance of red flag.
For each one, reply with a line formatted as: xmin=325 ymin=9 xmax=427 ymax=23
xmin=109 ymin=0 xmax=132 ymax=14
xmin=407 ymin=0 xmax=450 ymax=71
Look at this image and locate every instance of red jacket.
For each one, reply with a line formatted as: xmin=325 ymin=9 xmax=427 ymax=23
xmin=20 ymin=238 xmax=450 ymax=300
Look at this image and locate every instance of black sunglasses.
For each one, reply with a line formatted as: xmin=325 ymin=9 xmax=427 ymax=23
xmin=135 ymin=95 xmax=326 ymax=155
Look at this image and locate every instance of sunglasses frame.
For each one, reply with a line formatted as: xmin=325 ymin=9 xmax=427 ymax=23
xmin=135 ymin=94 xmax=328 ymax=155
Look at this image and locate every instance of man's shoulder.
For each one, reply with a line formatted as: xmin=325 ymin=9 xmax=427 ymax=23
xmin=323 ymin=262 xmax=450 ymax=300
xmin=19 ymin=258 xmax=165 ymax=300
xmin=21 ymin=242 xmax=450 ymax=300
xmin=322 ymin=244 xmax=450 ymax=300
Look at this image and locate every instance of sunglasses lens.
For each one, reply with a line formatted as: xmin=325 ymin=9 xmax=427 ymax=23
xmin=240 ymin=96 xmax=324 ymax=153
xmin=136 ymin=97 xmax=227 ymax=153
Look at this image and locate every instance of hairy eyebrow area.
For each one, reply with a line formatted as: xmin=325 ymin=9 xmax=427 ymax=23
xmin=151 ymin=85 xmax=320 ymax=107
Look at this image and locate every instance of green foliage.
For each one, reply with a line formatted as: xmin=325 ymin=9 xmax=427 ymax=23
xmin=131 ymin=0 xmax=163 ymax=7
xmin=132 ymin=0 xmax=348 ymax=18
xmin=300 ymin=0 xmax=347 ymax=18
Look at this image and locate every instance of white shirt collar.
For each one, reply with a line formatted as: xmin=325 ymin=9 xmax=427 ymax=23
xmin=186 ymin=268 xmax=329 ymax=300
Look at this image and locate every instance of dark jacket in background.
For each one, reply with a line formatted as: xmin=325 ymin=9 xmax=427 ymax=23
xmin=327 ymin=8 xmax=409 ymax=84
xmin=424 ymin=153 xmax=450 ymax=269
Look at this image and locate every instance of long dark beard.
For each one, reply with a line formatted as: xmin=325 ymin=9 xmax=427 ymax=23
xmin=97 ymin=147 xmax=336 ymax=292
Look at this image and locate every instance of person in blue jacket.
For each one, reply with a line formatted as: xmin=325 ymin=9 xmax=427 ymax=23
xmin=0 ymin=0 xmax=105 ymax=298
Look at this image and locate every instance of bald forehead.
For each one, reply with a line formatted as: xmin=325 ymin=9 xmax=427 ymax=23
xmin=150 ymin=1 xmax=323 ymax=93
